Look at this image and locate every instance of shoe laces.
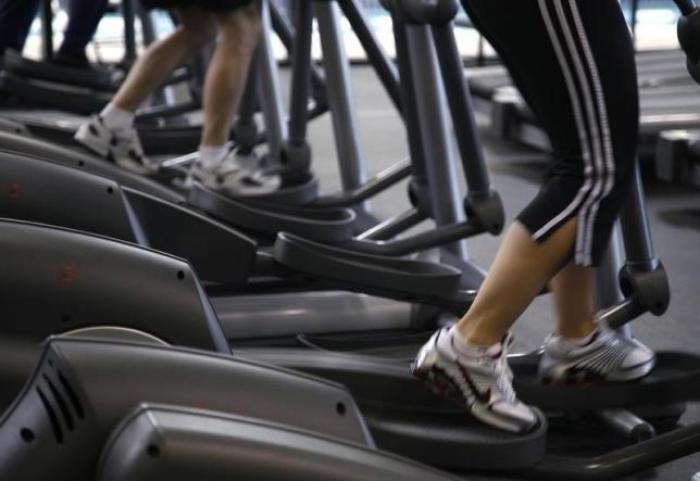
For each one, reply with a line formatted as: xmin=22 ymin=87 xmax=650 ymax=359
xmin=492 ymin=334 xmax=517 ymax=403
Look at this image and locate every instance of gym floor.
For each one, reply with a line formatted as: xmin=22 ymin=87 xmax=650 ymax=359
xmin=301 ymin=65 xmax=700 ymax=481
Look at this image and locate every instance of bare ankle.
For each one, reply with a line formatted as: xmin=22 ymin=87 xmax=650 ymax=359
xmin=556 ymin=319 xmax=596 ymax=340
xmin=454 ymin=322 xmax=503 ymax=347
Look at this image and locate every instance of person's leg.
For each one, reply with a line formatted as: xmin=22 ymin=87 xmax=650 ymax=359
xmin=457 ymin=219 xmax=577 ymax=346
xmin=414 ymin=0 xmax=649 ymax=433
xmin=0 ymin=0 xmax=42 ymax=54
xmin=540 ymin=255 xmax=654 ymax=384
xmin=549 ymin=262 xmax=596 ymax=339
xmin=196 ymin=2 xmax=260 ymax=171
xmin=55 ymin=0 xmax=109 ymax=67
xmin=76 ymin=5 xmax=216 ymax=171
xmin=111 ymin=6 xmax=216 ymax=113
xmin=454 ymin=0 xmax=640 ymax=346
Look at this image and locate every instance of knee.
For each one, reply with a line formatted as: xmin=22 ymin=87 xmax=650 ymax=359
xmin=216 ymin=5 xmax=261 ymax=51
xmin=178 ymin=11 xmax=217 ymax=48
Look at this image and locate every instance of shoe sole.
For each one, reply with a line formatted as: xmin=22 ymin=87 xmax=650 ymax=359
xmin=540 ymin=356 xmax=656 ymax=385
xmin=412 ymin=356 xmax=538 ymax=434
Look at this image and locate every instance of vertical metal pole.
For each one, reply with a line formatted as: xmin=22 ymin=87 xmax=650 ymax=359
xmin=287 ymin=0 xmax=313 ymax=143
xmin=235 ymin=49 xmax=262 ymax=150
xmin=392 ymin=18 xmax=428 ymax=183
xmin=405 ymin=25 xmax=469 ymax=260
xmin=269 ymin=0 xmax=327 ymax=106
xmin=477 ymin=33 xmax=485 ymax=66
xmin=258 ymin=0 xmax=288 ymax=160
xmin=315 ymin=2 xmax=368 ymax=203
xmin=41 ymin=0 xmax=54 ymax=61
xmin=338 ymin=0 xmax=402 ymax=113
xmin=620 ymin=163 xmax=657 ymax=270
xmin=123 ymin=0 xmax=138 ymax=65
xmin=138 ymin=4 xmax=157 ymax=47
xmin=432 ymin=24 xmax=492 ymax=196
xmin=596 ymin=225 xmax=632 ymax=337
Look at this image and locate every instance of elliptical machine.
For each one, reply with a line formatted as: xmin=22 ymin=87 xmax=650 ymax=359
xmin=671 ymin=4 xmax=700 ymax=480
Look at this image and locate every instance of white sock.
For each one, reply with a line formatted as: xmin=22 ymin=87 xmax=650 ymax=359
xmin=550 ymin=328 xmax=597 ymax=351
xmin=198 ymin=145 xmax=228 ymax=170
xmin=100 ymin=104 xmax=135 ymax=131
xmin=448 ymin=327 xmax=501 ymax=358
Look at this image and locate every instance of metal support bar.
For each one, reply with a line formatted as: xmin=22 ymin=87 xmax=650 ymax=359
xmin=391 ymin=19 xmax=428 ymax=181
xmin=136 ymin=100 xmax=199 ymax=122
xmin=595 ymin=408 xmax=655 ymax=443
xmin=620 ymin=163 xmax=657 ymax=270
xmin=342 ymin=219 xmax=481 ymax=257
xmin=315 ymin=2 xmax=368 ymax=204
xmin=597 ymin=162 xmax=669 ymax=328
xmin=405 ymin=24 xmax=469 ymax=259
xmin=357 ymin=209 xmax=425 ymax=241
xmin=258 ymin=0 xmax=289 ymax=160
xmin=477 ymin=33 xmax=486 ymax=66
xmin=313 ymin=160 xmax=411 ymax=208
xmin=123 ymin=0 xmax=138 ymax=65
xmin=40 ymin=0 xmax=54 ymax=61
xmin=287 ymin=0 xmax=314 ymax=142
xmin=432 ymin=23 xmax=492 ymax=196
xmin=137 ymin=4 xmax=156 ymax=47
xmin=269 ymin=0 xmax=327 ymax=101
xmin=339 ymin=0 xmax=403 ymax=113
xmin=234 ymin=48 xmax=262 ymax=151
xmin=215 ymin=292 xmax=416 ymax=339
xmin=595 ymin=225 xmax=631 ymax=336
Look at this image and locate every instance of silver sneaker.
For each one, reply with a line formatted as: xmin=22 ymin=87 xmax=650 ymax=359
xmin=538 ymin=322 xmax=655 ymax=384
xmin=412 ymin=328 xmax=539 ymax=434
xmin=75 ymin=116 xmax=153 ymax=175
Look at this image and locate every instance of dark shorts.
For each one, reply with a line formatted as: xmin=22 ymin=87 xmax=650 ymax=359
xmin=140 ymin=0 xmax=254 ymax=11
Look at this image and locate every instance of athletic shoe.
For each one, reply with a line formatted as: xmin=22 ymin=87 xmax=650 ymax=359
xmin=52 ymin=50 xmax=91 ymax=70
xmin=75 ymin=116 xmax=154 ymax=175
xmin=190 ymin=149 xmax=281 ymax=196
xmin=538 ymin=322 xmax=655 ymax=384
xmin=412 ymin=328 xmax=539 ymax=434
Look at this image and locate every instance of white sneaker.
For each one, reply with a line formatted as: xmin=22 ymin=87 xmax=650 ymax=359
xmin=412 ymin=328 xmax=539 ymax=434
xmin=213 ymin=150 xmax=282 ymax=196
xmin=538 ymin=322 xmax=655 ymax=384
xmin=75 ymin=116 xmax=154 ymax=175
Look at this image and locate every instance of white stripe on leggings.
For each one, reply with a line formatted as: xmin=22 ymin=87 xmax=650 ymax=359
xmin=532 ymin=0 xmax=593 ymax=242
xmin=568 ymin=0 xmax=616 ymax=265
xmin=554 ymin=0 xmax=609 ymax=265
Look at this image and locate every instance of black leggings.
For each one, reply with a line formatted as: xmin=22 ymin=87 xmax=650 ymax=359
xmin=462 ymin=0 xmax=639 ymax=266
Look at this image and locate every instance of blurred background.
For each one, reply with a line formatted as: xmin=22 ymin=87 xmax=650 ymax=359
xmin=22 ymin=0 xmax=682 ymax=63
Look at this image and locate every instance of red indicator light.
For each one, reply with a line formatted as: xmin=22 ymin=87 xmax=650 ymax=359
xmin=58 ymin=264 xmax=79 ymax=284
xmin=8 ymin=183 xmax=22 ymax=200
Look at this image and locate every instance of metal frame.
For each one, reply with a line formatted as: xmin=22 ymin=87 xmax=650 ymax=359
xmin=270 ymin=0 xmax=502 ymax=276
xmin=315 ymin=1 xmax=368 ymax=200
xmin=257 ymin=0 xmax=289 ymax=160
xmin=40 ymin=0 xmax=53 ymax=61
xmin=123 ymin=0 xmax=138 ymax=66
